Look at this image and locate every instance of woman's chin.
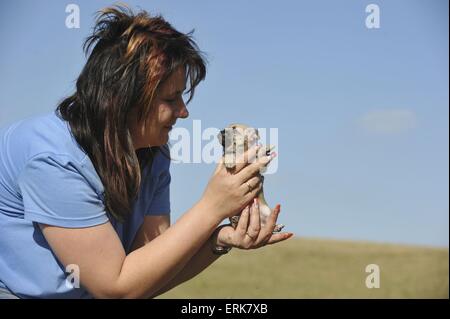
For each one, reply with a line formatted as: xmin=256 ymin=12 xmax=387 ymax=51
xmin=156 ymin=133 xmax=170 ymax=146
xmin=145 ymin=130 xmax=170 ymax=147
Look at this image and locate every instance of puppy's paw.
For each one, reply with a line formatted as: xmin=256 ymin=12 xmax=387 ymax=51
xmin=273 ymin=224 xmax=285 ymax=233
xmin=224 ymin=153 xmax=237 ymax=169
xmin=229 ymin=215 xmax=240 ymax=229
xmin=257 ymin=144 xmax=275 ymax=158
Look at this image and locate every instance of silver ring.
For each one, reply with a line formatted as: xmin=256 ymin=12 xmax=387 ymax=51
xmin=245 ymin=232 xmax=256 ymax=240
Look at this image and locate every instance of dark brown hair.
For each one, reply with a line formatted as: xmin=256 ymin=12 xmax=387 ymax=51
xmin=56 ymin=5 xmax=206 ymax=222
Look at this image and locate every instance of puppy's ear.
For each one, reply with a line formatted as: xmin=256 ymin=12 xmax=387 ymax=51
xmin=218 ymin=128 xmax=236 ymax=149
xmin=217 ymin=129 xmax=226 ymax=147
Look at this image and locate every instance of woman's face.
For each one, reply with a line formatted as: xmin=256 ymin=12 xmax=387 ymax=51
xmin=129 ymin=67 xmax=189 ymax=149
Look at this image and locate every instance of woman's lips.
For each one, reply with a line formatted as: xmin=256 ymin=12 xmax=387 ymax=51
xmin=164 ymin=122 xmax=176 ymax=130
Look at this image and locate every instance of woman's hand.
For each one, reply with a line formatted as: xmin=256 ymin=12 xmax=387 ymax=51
xmin=214 ymin=198 xmax=293 ymax=250
xmin=200 ymin=145 xmax=275 ymax=221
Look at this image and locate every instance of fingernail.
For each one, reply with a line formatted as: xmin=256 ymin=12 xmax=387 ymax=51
xmin=286 ymin=233 xmax=294 ymax=238
xmin=275 ymin=204 xmax=281 ymax=213
xmin=271 ymin=152 xmax=277 ymax=159
xmin=254 ymin=198 xmax=259 ymax=207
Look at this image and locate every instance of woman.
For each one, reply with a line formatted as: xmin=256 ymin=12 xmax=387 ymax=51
xmin=0 ymin=5 xmax=292 ymax=299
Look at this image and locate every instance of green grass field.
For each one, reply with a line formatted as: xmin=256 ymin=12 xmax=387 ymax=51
xmin=157 ymin=237 xmax=449 ymax=299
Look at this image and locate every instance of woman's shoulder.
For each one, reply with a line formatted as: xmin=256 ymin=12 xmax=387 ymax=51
xmin=1 ymin=110 xmax=88 ymax=165
xmin=0 ymin=111 xmax=100 ymax=190
xmin=153 ymin=145 xmax=171 ymax=172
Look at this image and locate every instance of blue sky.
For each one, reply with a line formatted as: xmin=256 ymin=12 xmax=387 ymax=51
xmin=0 ymin=0 xmax=448 ymax=247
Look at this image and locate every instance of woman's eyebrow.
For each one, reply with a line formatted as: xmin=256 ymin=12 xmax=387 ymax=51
xmin=168 ymin=87 xmax=187 ymax=96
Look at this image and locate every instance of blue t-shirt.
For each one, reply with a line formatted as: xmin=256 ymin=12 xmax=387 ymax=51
xmin=0 ymin=111 xmax=171 ymax=298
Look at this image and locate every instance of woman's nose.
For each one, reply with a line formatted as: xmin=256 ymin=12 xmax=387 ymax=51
xmin=176 ymin=101 xmax=189 ymax=119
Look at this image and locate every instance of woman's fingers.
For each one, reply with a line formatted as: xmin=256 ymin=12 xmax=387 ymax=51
xmin=237 ymin=153 xmax=276 ymax=185
xmin=236 ymin=205 xmax=250 ymax=238
xmin=231 ymin=202 xmax=292 ymax=249
xmin=265 ymin=204 xmax=281 ymax=232
xmin=243 ymin=182 xmax=263 ymax=205
xmin=233 ymin=145 xmax=261 ymax=173
xmin=254 ymin=204 xmax=281 ymax=244
xmin=213 ymin=157 xmax=225 ymax=175
xmin=239 ymin=175 xmax=261 ymax=194
xmin=265 ymin=232 xmax=294 ymax=245
xmin=245 ymin=199 xmax=261 ymax=241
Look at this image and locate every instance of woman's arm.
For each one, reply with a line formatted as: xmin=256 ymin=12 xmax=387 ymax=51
xmin=41 ymin=148 xmax=272 ymax=299
xmin=150 ymin=228 xmax=224 ymax=297
xmin=130 ymin=215 xmax=223 ymax=298
xmin=131 ymin=215 xmax=171 ymax=251
xmin=41 ymin=199 xmax=220 ymax=299
xmin=151 ymin=200 xmax=294 ymax=297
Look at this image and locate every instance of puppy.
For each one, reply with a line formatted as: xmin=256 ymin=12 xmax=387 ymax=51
xmin=218 ymin=123 xmax=284 ymax=233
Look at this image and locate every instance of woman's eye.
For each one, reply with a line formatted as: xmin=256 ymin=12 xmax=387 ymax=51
xmin=165 ymin=94 xmax=186 ymax=104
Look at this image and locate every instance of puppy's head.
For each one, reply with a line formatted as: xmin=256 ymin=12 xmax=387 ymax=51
xmin=217 ymin=123 xmax=261 ymax=169
xmin=218 ymin=123 xmax=259 ymax=151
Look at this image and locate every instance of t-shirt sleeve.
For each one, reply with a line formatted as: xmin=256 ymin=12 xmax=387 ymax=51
xmin=145 ymin=160 xmax=171 ymax=216
xmin=17 ymin=153 xmax=108 ymax=228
